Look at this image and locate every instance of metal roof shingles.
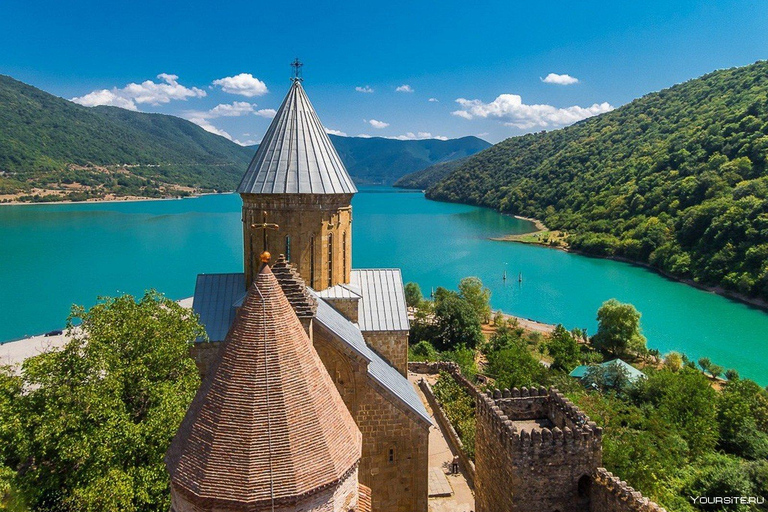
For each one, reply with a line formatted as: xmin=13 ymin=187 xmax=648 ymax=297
xmin=237 ymin=80 xmax=356 ymax=195
xmin=351 ymin=269 xmax=410 ymax=332
xmin=192 ymin=273 xmax=246 ymax=342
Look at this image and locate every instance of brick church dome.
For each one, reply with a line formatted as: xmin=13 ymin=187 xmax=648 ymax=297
xmin=166 ymin=264 xmax=362 ymax=511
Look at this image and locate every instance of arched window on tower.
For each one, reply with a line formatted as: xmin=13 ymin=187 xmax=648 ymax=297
xmin=327 ymin=233 xmax=334 ymax=287
xmin=310 ymin=236 xmax=316 ymax=287
xmin=285 ymin=235 xmax=291 ymax=262
xmin=342 ymin=231 xmax=347 ymax=278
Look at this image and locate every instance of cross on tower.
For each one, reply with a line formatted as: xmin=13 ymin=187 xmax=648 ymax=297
xmin=291 ymin=58 xmax=303 ymax=82
xmin=251 ymin=211 xmax=279 ymax=253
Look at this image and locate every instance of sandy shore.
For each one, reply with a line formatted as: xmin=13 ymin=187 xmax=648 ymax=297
xmin=0 ymin=297 xmax=194 ymax=369
xmin=0 ymin=192 xmax=225 ymax=207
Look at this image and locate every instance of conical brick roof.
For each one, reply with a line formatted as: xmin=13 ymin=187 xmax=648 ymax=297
xmin=166 ymin=264 xmax=362 ymax=510
xmin=237 ymin=80 xmax=357 ymax=195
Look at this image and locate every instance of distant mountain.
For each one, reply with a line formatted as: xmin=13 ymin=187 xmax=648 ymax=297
xmin=426 ymin=61 xmax=768 ymax=301
xmin=0 ymin=75 xmax=255 ymax=201
xmin=393 ymin=156 xmax=473 ymax=190
xmin=329 ymin=135 xmax=490 ymax=185
xmin=0 ymin=74 xmax=489 ymax=201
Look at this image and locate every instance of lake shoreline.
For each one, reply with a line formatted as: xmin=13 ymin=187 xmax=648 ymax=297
xmin=0 ymin=191 xmax=227 ymax=207
xmin=492 ymin=218 xmax=768 ymax=313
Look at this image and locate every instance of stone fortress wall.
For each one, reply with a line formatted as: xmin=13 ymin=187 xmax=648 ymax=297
xmin=475 ymin=386 xmax=667 ymax=512
xmin=409 ymin=362 xmax=667 ymax=512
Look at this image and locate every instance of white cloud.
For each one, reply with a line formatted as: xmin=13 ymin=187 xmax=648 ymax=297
xmin=541 ymin=73 xmax=579 ymax=85
xmin=391 ymin=132 xmax=448 ymax=141
xmin=235 ymin=138 xmax=258 ymax=146
xmin=452 ymin=94 xmax=613 ymax=129
xmin=212 ymin=73 xmax=269 ymax=97
xmin=206 ymin=101 xmax=257 ymax=117
xmin=396 ymin=84 xmax=414 ymax=93
xmin=254 ymin=108 xmax=277 ymax=118
xmin=428 ymin=97 xmax=439 ymax=102
xmin=184 ymin=101 xmax=274 ymax=142
xmin=355 ymin=85 xmax=374 ymax=93
xmin=71 ymin=89 xmax=139 ymax=110
xmin=366 ymin=119 xmax=389 ymax=129
xmin=356 ymin=134 xmax=373 ymax=138
xmin=71 ymin=73 xmax=206 ymax=110
xmin=326 ymin=128 xmax=348 ymax=137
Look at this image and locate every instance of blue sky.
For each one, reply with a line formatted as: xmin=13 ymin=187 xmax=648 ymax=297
xmin=2 ymin=0 xmax=766 ymax=144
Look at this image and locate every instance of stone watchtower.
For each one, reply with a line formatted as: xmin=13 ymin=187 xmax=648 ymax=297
xmin=475 ymin=387 xmax=603 ymax=512
xmin=237 ymin=73 xmax=357 ymax=291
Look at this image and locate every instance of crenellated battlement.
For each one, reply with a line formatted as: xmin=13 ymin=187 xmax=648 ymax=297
xmin=475 ymin=386 xmax=603 ymax=512
xmin=591 ymin=468 xmax=668 ymax=512
xmin=477 ymin=387 xmax=603 ymax=451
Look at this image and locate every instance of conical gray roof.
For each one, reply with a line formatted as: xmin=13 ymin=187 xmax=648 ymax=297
xmin=237 ymin=80 xmax=357 ymax=195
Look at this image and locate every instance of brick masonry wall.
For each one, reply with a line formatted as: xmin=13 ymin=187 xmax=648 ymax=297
xmin=362 ymin=331 xmax=409 ymax=376
xmin=170 ymin=466 xmax=361 ymax=512
xmin=475 ymin=389 xmax=602 ymax=512
xmin=590 ymin=469 xmax=667 ymax=512
xmin=188 ymin=342 xmax=222 ymax=379
xmin=242 ymin=193 xmax=353 ymax=291
xmin=314 ymin=325 xmax=429 ymax=512
xmin=324 ymin=297 xmax=360 ymax=323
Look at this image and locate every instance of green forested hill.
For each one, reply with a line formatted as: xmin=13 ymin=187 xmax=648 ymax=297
xmin=0 ymin=75 xmax=486 ymax=200
xmin=0 ymin=75 xmax=255 ymax=200
xmin=427 ymin=61 xmax=768 ymax=300
xmin=330 ymin=135 xmax=490 ymax=185
xmin=393 ymin=156 xmax=472 ymax=189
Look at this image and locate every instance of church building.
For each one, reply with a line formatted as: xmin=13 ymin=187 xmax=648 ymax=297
xmin=180 ymin=68 xmax=431 ymax=512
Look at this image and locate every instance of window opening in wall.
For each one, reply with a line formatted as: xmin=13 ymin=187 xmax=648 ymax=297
xmin=285 ymin=235 xmax=291 ymax=261
xmin=327 ymin=233 xmax=334 ymax=287
xmin=310 ymin=236 xmax=315 ymax=286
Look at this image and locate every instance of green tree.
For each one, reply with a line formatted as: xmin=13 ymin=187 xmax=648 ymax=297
xmin=709 ymin=364 xmax=724 ymax=379
xmin=633 ymin=368 xmax=718 ymax=456
xmin=2 ymin=291 xmax=203 ymax=511
xmin=404 ymin=282 xmax=423 ymax=308
xmin=458 ymin=277 xmax=492 ymax=323
xmin=664 ymin=352 xmax=684 ymax=372
xmin=592 ymin=299 xmax=647 ymax=357
xmin=717 ymin=379 xmax=768 ymax=459
xmin=433 ymin=290 xmax=483 ymax=350
xmin=409 ymin=340 xmax=439 ymax=362
xmin=583 ymin=364 xmax=632 ymax=394
xmin=544 ymin=325 xmax=580 ymax=372
xmin=486 ymin=339 xmax=548 ymax=389
xmin=698 ymin=357 xmax=711 ymax=372
xmin=433 ymin=373 xmax=476 ymax=459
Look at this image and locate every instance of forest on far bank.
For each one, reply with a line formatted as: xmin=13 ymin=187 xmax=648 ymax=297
xmin=424 ymin=61 xmax=768 ymax=301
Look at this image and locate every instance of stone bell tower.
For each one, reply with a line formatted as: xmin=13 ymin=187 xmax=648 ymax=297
xmin=237 ymin=61 xmax=356 ymax=291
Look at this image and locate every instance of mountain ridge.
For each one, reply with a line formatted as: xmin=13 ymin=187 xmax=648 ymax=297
xmin=0 ymin=74 xmax=487 ymax=201
xmin=423 ymin=61 xmax=768 ymax=301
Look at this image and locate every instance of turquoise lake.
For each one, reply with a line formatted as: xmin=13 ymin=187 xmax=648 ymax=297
xmin=1 ymin=187 xmax=766 ymax=384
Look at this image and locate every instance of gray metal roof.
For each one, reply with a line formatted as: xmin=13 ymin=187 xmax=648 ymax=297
xmin=350 ymin=269 xmax=410 ymax=332
xmin=316 ymin=283 xmax=362 ymax=300
xmin=237 ymin=80 xmax=357 ymax=195
xmin=311 ymin=293 xmax=431 ymax=425
xmin=192 ymin=273 xmax=246 ymax=342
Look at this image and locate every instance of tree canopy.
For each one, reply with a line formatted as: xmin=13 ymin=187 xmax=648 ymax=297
xmin=0 ymin=291 xmax=203 ymax=511
xmin=592 ymin=299 xmax=647 ymax=357
xmin=425 ymin=61 xmax=768 ymax=301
